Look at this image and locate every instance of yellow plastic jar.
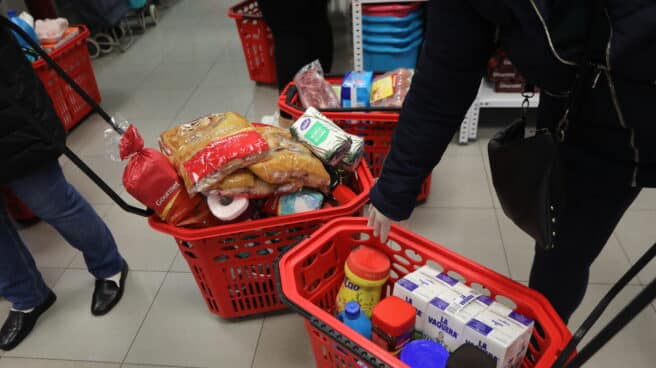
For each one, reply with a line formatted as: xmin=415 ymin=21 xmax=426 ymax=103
xmin=336 ymin=246 xmax=391 ymax=317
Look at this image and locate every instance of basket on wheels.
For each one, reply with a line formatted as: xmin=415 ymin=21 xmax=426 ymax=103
xmin=228 ymin=0 xmax=277 ymax=84
xmin=32 ymin=25 xmax=101 ymax=131
xmin=148 ymin=163 xmax=373 ymax=319
xmin=279 ymin=77 xmax=432 ymax=204
xmin=276 ymin=217 xmax=571 ymax=367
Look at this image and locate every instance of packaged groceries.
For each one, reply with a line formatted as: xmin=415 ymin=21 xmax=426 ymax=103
xmin=213 ymin=169 xmax=302 ymax=198
xmin=206 ymin=194 xmax=250 ymax=221
xmin=262 ymin=189 xmax=324 ymax=216
xmin=294 ymin=60 xmax=340 ymax=109
xmin=290 ymin=107 xmax=352 ymax=166
xmin=370 ymin=68 xmax=414 ymax=108
xmin=160 ymin=112 xmax=270 ymax=194
xmin=341 ymin=71 xmax=374 ymax=108
xmin=120 ymin=125 xmax=218 ymax=228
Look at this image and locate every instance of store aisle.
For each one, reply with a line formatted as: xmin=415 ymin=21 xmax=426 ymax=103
xmin=0 ymin=0 xmax=654 ymax=367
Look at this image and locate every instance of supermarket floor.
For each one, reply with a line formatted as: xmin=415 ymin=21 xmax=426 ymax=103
xmin=1 ymin=1 xmax=656 ymax=367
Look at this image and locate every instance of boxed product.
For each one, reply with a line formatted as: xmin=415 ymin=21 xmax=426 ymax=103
xmin=341 ymin=71 xmax=373 ymax=108
xmin=421 ymin=276 xmax=482 ymax=351
xmin=459 ymin=307 xmax=534 ymax=368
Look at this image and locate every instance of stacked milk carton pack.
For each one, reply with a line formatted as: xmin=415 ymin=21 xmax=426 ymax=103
xmin=393 ymin=266 xmax=534 ymax=368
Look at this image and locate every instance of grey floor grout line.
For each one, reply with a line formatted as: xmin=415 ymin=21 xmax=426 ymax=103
xmin=249 ymin=317 xmax=266 ymax=368
xmin=0 ymin=356 xmax=119 ymax=365
xmin=119 ymin=272 xmax=169 ymax=366
xmin=612 ymin=233 xmax=645 ymax=287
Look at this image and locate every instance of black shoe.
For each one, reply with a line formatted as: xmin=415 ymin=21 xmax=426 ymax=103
xmin=0 ymin=291 xmax=56 ymax=351
xmin=91 ymin=261 xmax=128 ymax=316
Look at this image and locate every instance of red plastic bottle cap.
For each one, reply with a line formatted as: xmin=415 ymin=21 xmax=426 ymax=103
xmin=346 ymin=245 xmax=391 ymax=281
xmin=372 ymin=296 xmax=416 ymax=336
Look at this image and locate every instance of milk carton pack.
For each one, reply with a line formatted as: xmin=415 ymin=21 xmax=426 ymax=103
xmin=421 ymin=274 xmax=482 ymax=351
xmin=459 ymin=306 xmax=534 ymax=368
xmin=392 ymin=266 xmax=449 ymax=335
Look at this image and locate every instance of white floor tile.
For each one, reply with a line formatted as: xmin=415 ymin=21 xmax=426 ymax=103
xmin=125 ymin=273 xmax=262 ymax=367
xmin=61 ymin=155 xmax=126 ymax=206
xmin=66 ymin=114 xmax=113 ymax=156
xmin=245 ymin=85 xmax=280 ymax=122
xmin=121 ymin=365 xmax=187 ymax=368
xmin=18 ymin=223 xmax=77 ymax=269
xmin=481 ymin=152 xmax=502 ymax=209
xmin=567 ymin=284 xmax=656 ymax=368
xmin=117 ymin=88 xmax=194 ymax=122
xmin=253 ymin=314 xmax=314 ymax=368
xmin=5 ymin=270 xmax=165 ymax=362
xmin=96 ymin=64 xmax=158 ymax=91
xmin=200 ymin=60 xmax=252 ymax=89
xmin=497 ymin=210 xmax=638 ymax=284
xmin=0 ymin=358 xmax=118 ymax=368
xmin=615 ymin=210 xmax=656 ymax=285
xmin=169 ymin=252 xmax=190 ymax=273
xmin=408 ymin=207 xmax=510 ymax=277
xmin=140 ymin=63 xmax=213 ymax=90
xmin=630 ymin=189 xmax=656 ymax=210
xmin=422 ymin=155 xmax=494 ymax=208
xmin=174 ymin=86 xmax=254 ymax=122
xmin=69 ymin=206 xmax=177 ymax=272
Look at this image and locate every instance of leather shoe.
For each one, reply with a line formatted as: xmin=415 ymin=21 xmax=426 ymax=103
xmin=0 ymin=291 xmax=56 ymax=351
xmin=91 ymin=261 xmax=128 ymax=316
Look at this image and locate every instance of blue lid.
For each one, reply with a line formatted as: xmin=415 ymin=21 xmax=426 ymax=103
xmin=400 ymin=340 xmax=449 ymax=368
xmin=345 ymin=301 xmax=361 ymax=319
xmin=7 ymin=10 xmax=17 ymax=17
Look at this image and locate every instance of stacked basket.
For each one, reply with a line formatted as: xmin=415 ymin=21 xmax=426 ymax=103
xmin=362 ymin=3 xmax=425 ymax=71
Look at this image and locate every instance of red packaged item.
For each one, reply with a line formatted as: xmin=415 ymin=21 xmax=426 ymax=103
xmin=371 ymin=296 xmax=416 ymax=355
xmin=294 ymin=60 xmax=339 ymax=109
xmin=120 ymin=125 xmax=219 ymax=228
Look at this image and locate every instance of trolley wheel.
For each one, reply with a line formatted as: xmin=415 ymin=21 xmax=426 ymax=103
xmin=116 ymin=19 xmax=135 ymax=52
xmin=95 ymin=33 xmax=114 ymax=54
xmin=86 ymin=38 xmax=101 ymax=59
xmin=149 ymin=4 xmax=159 ymax=25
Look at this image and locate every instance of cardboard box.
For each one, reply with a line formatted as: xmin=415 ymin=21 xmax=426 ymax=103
xmin=392 ymin=266 xmax=449 ymax=335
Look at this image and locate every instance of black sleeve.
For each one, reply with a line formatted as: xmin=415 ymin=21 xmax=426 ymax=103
xmin=370 ymin=0 xmax=496 ymax=221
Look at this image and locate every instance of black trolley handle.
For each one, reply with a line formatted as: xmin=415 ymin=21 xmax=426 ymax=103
xmin=1 ymin=16 xmax=152 ymax=217
xmin=554 ymin=242 xmax=656 ymax=368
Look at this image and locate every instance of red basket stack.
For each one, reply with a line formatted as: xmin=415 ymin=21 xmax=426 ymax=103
xmin=32 ymin=25 xmax=101 ymax=131
xmin=148 ymin=162 xmax=373 ymax=319
xmin=279 ymin=76 xmax=432 ymax=203
xmin=228 ymin=0 xmax=277 ymax=84
xmin=277 ymin=217 xmax=572 ymax=368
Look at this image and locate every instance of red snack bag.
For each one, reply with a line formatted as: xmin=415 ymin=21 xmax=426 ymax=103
xmin=120 ymin=125 xmax=219 ymax=228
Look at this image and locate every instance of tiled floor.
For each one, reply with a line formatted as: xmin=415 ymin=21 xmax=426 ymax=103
xmin=1 ymin=1 xmax=654 ymax=367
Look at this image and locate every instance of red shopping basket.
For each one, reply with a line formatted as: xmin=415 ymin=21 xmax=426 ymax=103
xmin=279 ymin=78 xmax=432 ymax=204
xmin=32 ymin=25 xmax=101 ymax=131
xmin=228 ymin=0 xmax=277 ymax=84
xmin=148 ymin=163 xmax=374 ymax=319
xmin=276 ymin=217 xmax=571 ymax=367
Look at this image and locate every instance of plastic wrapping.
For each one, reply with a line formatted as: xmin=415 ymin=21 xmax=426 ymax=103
xmin=370 ymin=68 xmax=414 ymax=108
xmin=211 ymin=169 xmax=303 ymax=198
xmin=263 ymin=189 xmax=324 ymax=216
xmin=104 ymin=114 xmax=130 ymax=162
xmin=290 ymin=107 xmax=352 ymax=166
xmin=249 ymin=125 xmax=331 ymax=192
xmin=120 ymin=125 xmax=219 ymax=228
xmin=341 ymin=133 xmax=365 ymax=170
xmin=341 ymin=71 xmax=374 ymax=108
xmin=294 ymin=60 xmax=339 ymax=109
xmin=160 ymin=113 xmax=270 ymax=194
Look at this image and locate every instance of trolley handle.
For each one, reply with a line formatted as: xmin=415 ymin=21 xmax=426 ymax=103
xmin=1 ymin=17 xmax=152 ymax=218
xmin=273 ymin=250 xmax=391 ymax=368
xmin=283 ymin=82 xmax=403 ymax=114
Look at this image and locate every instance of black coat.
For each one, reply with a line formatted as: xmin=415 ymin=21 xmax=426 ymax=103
xmin=371 ymin=0 xmax=656 ymax=221
xmin=0 ymin=26 xmax=66 ymax=184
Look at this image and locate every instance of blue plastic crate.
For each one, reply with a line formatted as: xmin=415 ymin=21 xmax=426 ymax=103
xmin=363 ymin=17 xmax=423 ymax=37
xmin=363 ymin=37 xmax=423 ymax=71
xmin=362 ymin=10 xmax=423 ymax=27
xmin=363 ymin=27 xmax=423 ymax=47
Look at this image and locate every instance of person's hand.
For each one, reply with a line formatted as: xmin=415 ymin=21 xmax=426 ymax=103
xmin=367 ymin=205 xmax=396 ymax=243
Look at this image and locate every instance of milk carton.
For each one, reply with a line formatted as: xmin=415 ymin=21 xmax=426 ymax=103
xmin=422 ymin=276 xmax=482 ymax=351
xmin=459 ymin=307 xmax=534 ymax=368
xmin=392 ymin=266 xmax=449 ymax=335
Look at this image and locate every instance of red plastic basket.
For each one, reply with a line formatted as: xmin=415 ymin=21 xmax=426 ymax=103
xmin=148 ymin=163 xmax=374 ymax=319
xmin=277 ymin=217 xmax=571 ymax=368
xmin=279 ymin=77 xmax=432 ymax=203
xmin=228 ymin=0 xmax=277 ymax=84
xmin=32 ymin=25 xmax=100 ymax=132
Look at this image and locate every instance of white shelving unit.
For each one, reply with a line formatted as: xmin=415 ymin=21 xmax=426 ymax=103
xmin=352 ymin=0 xmax=538 ymax=144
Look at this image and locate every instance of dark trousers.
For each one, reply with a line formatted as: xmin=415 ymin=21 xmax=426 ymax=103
xmin=256 ymin=0 xmax=334 ymax=93
xmin=528 ymin=143 xmax=641 ymax=323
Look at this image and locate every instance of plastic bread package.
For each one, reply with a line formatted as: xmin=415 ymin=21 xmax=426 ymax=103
xmin=159 ymin=112 xmax=270 ymax=194
xmin=290 ymin=107 xmax=352 ymax=167
xmin=211 ymin=169 xmax=303 ymax=198
xmin=249 ymin=125 xmax=331 ymax=192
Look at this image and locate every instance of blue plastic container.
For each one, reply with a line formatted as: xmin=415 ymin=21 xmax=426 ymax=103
xmin=363 ymin=17 xmax=423 ymax=37
xmin=7 ymin=10 xmax=38 ymax=51
xmin=337 ymin=302 xmax=372 ymax=339
xmin=400 ymin=340 xmax=450 ymax=368
xmin=362 ymin=10 xmax=423 ymax=27
xmin=363 ymin=37 xmax=423 ymax=70
xmin=129 ymin=0 xmax=148 ymax=9
xmin=363 ymin=27 xmax=423 ymax=47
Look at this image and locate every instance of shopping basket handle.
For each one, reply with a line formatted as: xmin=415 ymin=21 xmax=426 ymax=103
xmin=1 ymin=17 xmax=123 ymax=134
xmin=2 ymin=19 xmax=152 ymax=218
xmin=554 ymin=242 xmax=656 ymax=368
